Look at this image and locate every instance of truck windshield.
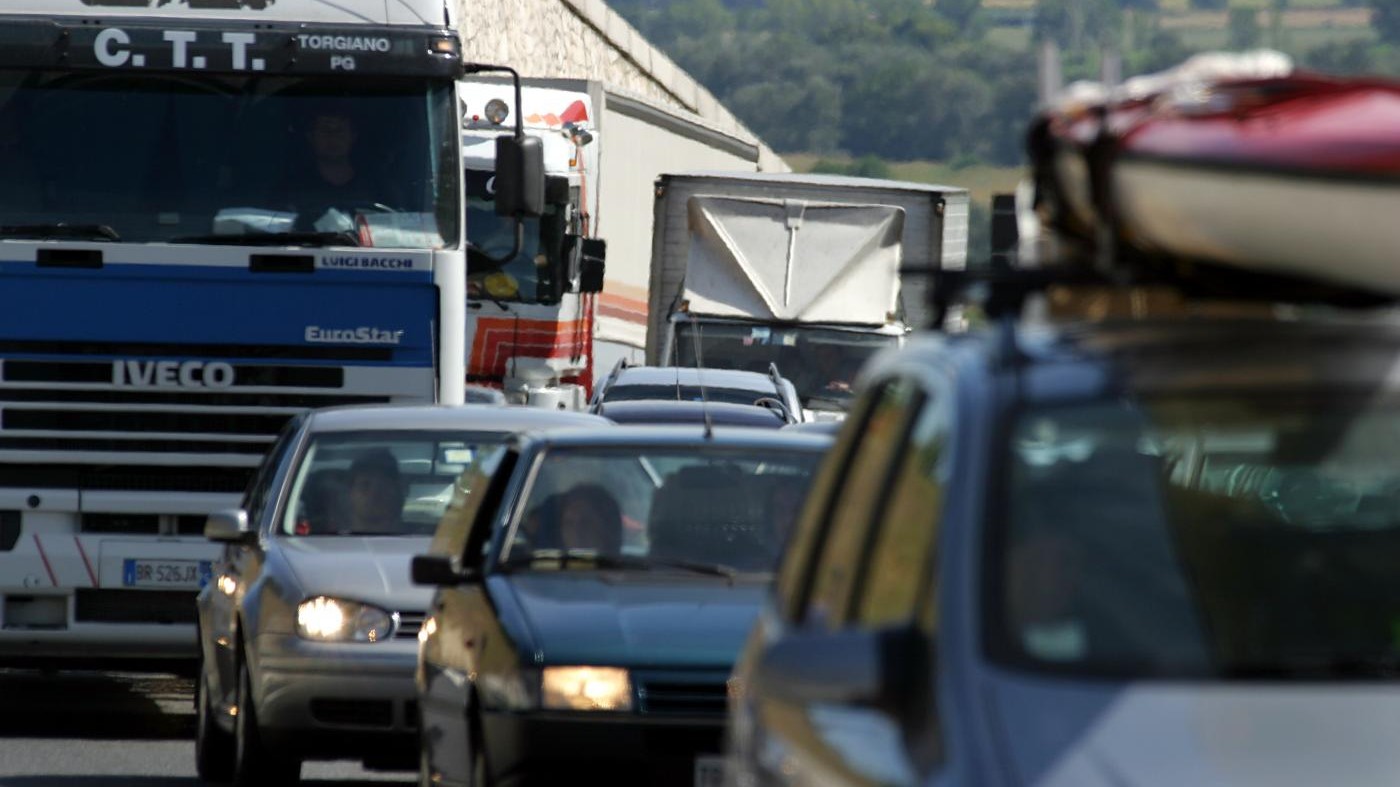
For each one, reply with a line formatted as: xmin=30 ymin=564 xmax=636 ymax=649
xmin=464 ymin=171 xmax=565 ymax=303
xmin=673 ymin=322 xmax=897 ymax=411
xmin=0 ymin=71 xmax=459 ymax=249
xmin=990 ymin=394 xmax=1400 ymax=680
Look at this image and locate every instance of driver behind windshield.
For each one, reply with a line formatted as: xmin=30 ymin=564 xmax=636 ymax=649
xmin=803 ymin=342 xmax=857 ymax=396
xmin=539 ymin=484 xmax=624 ymax=554
xmin=344 ymin=449 xmax=406 ymax=534
xmin=287 ymin=104 xmax=387 ymax=232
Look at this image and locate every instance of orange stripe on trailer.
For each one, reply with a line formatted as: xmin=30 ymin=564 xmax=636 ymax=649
xmin=599 ymin=291 xmax=648 ymax=315
xmin=598 ymin=303 xmax=648 ymax=326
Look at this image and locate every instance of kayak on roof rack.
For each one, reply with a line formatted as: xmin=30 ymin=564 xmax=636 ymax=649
xmin=1029 ymin=50 xmax=1400 ymax=298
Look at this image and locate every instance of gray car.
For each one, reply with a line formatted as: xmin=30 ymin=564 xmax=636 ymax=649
xmin=193 ymin=404 xmax=610 ymax=785
xmin=590 ymin=362 xmax=804 ymax=424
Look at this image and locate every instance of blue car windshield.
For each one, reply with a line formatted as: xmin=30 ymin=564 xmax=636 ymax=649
xmin=501 ymin=447 xmax=821 ymax=573
xmin=990 ymin=394 xmax=1400 ymax=679
xmin=0 ymin=70 xmax=459 ymax=248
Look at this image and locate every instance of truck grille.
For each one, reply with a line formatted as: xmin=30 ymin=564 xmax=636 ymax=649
xmin=74 ymin=589 xmax=197 ymax=624
xmin=0 ymin=358 xmax=395 ymax=486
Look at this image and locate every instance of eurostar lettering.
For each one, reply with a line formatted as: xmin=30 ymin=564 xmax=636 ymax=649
xmin=297 ymin=35 xmax=392 ymax=53
xmin=305 ymin=326 xmax=405 ymax=345
xmin=322 ymin=256 xmax=415 ymax=270
xmin=112 ymin=360 xmax=235 ymax=389
xmin=94 ymin=28 xmax=266 ymax=71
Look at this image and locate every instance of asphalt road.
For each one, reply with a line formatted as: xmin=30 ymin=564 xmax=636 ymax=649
xmin=0 ymin=669 xmax=412 ymax=786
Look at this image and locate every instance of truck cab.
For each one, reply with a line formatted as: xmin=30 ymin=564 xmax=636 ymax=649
xmin=459 ymin=80 xmax=606 ymax=410
xmin=0 ymin=0 xmax=466 ymax=663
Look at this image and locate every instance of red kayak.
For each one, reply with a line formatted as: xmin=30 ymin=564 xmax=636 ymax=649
xmin=1034 ymin=66 xmax=1400 ymax=295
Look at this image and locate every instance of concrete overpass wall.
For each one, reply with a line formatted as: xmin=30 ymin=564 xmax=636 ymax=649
xmin=455 ymin=0 xmax=787 ymax=172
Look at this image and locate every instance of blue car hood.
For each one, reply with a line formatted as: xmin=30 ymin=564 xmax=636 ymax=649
xmin=498 ymin=572 xmax=765 ymax=668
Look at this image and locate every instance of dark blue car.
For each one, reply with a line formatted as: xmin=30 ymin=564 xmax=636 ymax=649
xmin=412 ymin=426 xmax=830 ymax=787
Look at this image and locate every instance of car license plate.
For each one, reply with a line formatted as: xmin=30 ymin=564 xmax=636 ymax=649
xmin=122 ymin=559 xmax=212 ymax=589
xmin=694 ymin=755 xmax=725 ymax=787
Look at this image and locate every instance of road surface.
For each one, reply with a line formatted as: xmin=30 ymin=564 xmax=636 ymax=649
xmin=0 ymin=669 xmax=411 ymax=786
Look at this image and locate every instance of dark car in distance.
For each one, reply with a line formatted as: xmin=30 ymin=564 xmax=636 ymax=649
xmin=412 ymin=426 xmax=830 ymax=787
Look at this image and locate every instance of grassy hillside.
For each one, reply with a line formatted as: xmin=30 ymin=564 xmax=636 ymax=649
xmin=786 ymin=154 xmax=1025 ymax=204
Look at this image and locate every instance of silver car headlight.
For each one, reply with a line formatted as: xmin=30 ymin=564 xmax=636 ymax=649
xmin=541 ymin=666 xmax=632 ymax=711
xmin=296 ymin=596 xmax=394 ymax=643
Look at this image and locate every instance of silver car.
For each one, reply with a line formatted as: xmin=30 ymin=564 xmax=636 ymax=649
xmin=193 ymin=404 xmax=609 ymax=785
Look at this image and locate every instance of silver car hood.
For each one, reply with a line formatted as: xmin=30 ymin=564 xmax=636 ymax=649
xmin=276 ymin=536 xmax=434 ymax=614
xmin=993 ymin=681 xmax=1400 ymax=787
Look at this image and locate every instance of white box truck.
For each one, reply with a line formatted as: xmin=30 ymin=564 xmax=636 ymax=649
xmin=646 ymin=172 xmax=969 ymax=419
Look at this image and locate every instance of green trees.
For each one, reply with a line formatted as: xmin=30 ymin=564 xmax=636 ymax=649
xmin=1228 ymin=8 xmax=1261 ymax=49
xmin=1373 ymin=0 xmax=1400 ymax=45
xmin=610 ymin=0 xmax=1393 ymax=168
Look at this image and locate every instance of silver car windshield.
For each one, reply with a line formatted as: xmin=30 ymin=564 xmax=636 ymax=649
xmin=280 ymin=431 xmax=507 ymax=537
xmin=501 ymin=447 xmax=820 ymax=573
xmin=992 ymin=395 xmax=1400 ymax=678
xmin=0 ymin=71 xmax=459 ymax=248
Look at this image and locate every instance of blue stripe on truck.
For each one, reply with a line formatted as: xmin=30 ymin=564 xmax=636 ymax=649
xmin=0 ymin=261 xmax=436 ymax=366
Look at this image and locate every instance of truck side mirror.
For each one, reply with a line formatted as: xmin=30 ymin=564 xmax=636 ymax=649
xmin=493 ymin=135 xmax=544 ymax=219
xmin=579 ymin=238 xmax=606 ymax=294
xmin=562 ymin=235 xmax=607 ymax=294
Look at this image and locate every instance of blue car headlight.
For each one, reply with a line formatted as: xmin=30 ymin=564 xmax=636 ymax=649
xmin=296 ymin=596 xmax=393 ymax=643
xmin=541 ymin=666 xmax=633 ymax=711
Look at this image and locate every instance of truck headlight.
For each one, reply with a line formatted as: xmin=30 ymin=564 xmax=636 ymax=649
xmin=541 ymin=666 xmax=632 ymax=711
xmin=485 ymin=98 xmax=509 ymax=126
xmin=296 ymin=596 xmax=393 ymax=643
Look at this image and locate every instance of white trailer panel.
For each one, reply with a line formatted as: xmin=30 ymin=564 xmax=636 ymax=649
xmin=592 ymin=90 xmax=764 ymax=373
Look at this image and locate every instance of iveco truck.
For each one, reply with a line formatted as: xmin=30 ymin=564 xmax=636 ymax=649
xmin=0 ymin=0 xmax=474 ymax=664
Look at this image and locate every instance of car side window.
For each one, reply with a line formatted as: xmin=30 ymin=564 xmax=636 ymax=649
xmin=243 ymin=417 xmax=302 ymax=528
xmin=801 ymin=378 xmax=923 ymax=629
xmin=775 ymin=384 xmax=882 ymax=620
xmin=853 ymin=383 xmax=951 ymax=631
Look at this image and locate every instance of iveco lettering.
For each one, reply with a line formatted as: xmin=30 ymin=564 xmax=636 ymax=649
xmin=112 ymin=360 xmax=236 ymax=388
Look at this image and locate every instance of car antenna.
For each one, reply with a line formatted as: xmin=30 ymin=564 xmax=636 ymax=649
xmin=688 ymin=322 xmax=714 ymax=440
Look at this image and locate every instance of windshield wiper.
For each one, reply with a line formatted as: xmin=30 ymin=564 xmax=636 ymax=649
xmin=499 ymin=549 xmax=745 ymax=580
xmin=169 ymin=231 xmax=360 ymax=247
xmin=0 ymin=223 xmax=120 ymax=242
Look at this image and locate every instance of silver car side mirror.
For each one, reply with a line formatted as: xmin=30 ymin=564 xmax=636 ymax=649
xmin=205 ymin=509 xmax=255 ymax=543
